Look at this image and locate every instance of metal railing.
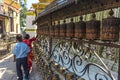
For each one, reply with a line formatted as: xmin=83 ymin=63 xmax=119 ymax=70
xmin=33 ymin=36 xmax=119 ymax=80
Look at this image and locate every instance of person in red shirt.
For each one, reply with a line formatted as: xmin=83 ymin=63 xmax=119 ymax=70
xmin=22 ymin=34 xmax=37 ymax=71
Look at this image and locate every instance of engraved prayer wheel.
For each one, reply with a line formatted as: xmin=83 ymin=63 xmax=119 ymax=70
xmin=38 ymin=27 xmax=41 ymax=35
xmin=101 ymin=9 xmax=120 ymax=41
xmin=66 ymin=18 xmax=75 ymax=38
xmin=40 ymin=28 xmax=42 ymax=35
xmin=45 ymin=26 xmax=48 ymax=35
xmin=44 ymin=26 xmax=47 ymax=35
xmin=41 ymin=27 xmax=44 ymax=35
xmin=46 ymin=26 xmax=49 ymax=35
xmin=54 ymin=21 xmax=60 ymax=37
xmin=86 ymin=13 xmax=100 ymax=40
xmin=50 ymin=22 xmax=55 ymax=37
xmin=40 ymin=27 xmax=44 ymax=35
xmin=75 ymin=16 xmax=86 ymax=39
xmin=43 ymin=27 xmax=45 ymax=35
xmin=37 ymin=28 xmax=41 ymax=35
xmin=45 ymin=26 xmax=49 ymax=36
xmin=60 ymin=20 xmax=66 ymax=37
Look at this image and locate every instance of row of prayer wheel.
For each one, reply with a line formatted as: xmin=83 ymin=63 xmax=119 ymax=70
xmin=38 ymin=26 xmax=49 ymax=35
xmin=38 ymin=10 xmax=120 ymax=41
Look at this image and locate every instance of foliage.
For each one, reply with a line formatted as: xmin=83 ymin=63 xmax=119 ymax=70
xmin=19 ymin=0 xmax=27 ymax=29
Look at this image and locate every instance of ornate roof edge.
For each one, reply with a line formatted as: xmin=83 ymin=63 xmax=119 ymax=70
xmin=33 ymin=0 xmax=75 ymax=24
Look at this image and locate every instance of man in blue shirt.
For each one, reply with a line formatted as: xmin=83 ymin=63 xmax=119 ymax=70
xmin=12 ymin=34 xmax=30 ymax=80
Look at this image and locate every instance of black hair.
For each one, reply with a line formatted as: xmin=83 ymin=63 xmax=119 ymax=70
xmin=16 ymin=34 xmax=22 ymax=42
xmin=24 ymin=34 xmax=30 ymax=39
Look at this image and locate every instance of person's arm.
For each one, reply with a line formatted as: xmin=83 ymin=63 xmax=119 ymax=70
xmin=30 ymin=35 xmax=38 ymax=42
xmin=29 ymin=37 xmax=36 ymax=42
xmin=13 ymin=55 xmax=16 ymax=62
xmin=12 ymin=44 xmax=17 ymax=62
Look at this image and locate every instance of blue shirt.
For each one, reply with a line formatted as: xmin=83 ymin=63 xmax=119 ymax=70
xmin=12 ymin=42 xmax=30 ymax=59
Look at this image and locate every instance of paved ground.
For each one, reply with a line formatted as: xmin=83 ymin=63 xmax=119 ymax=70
xmin=0 ymin=54 xmax=42 ymax=80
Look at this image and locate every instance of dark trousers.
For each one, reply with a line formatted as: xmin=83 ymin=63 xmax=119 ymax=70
xmin=16 ymin=57 xmax=29 ymax=80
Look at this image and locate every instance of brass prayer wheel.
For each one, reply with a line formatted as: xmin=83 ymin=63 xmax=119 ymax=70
xmin=37 ymin=28 xmax=41 ymax=35
xmin=86 ymin=13 xmax=100 ymax=40
xmin=42 ymin=26 xmax=45 ymax=35
xmin=38 ymin=27 xmax=41 ymax=35
xmin=101 ymin=9 xmax=120 ymax=41
xmin=50 ymin=22 xmax=55 ymax=37
xmin=60 ymin=20 xmax=66 ymax=37
xmin=43 ymin=26 xmax=47 ymax=35
xmin=75 ymin=16 xmax=86 ymax=39
xmin=43 ymin=27 xmax=45 ymax=35
xmin=40 ymin=27 xmax=44 ymax=35
xmin=66 ymin=18 xmax=75 ymax=38
xmin=44 ymin=26 xmax=49 ymax=35
xmin=54 ymin=21 xmax=60 ymax=37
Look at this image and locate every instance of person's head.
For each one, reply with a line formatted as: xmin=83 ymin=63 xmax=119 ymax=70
xmin=23 ymin=34 xmax=30 ymax=39
xmin=16 ymin=34 xmax=22 ymax=42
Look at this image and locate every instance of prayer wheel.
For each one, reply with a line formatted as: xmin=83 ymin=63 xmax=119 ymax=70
xmin=40 ymin=27 xmax=44 ymax=35
xmin=50 ymin=22 xmax=55 ymax=37
xmin=40 ymin=28 xmax=42 ymax=35
xmin=66 ymin=18 xmax=75 ymax=38
xmin=43 ymin=27 xmax=45 ymax=35
xmin=54 ymin=21 xmax=60 ymax=37
xmin=44 ymin=27 xmax=46 ymax=35
xmin=86 ymin=13 xmax=100 ymax=40
xmin=44 ymin=26 xmax=48 ymax=35
xmin=46 ymin=26 xmax=49 ymax=35
xmin=101 ymin=9 xmax=120 ymax=41
xmin=37 ymin=28 xmax=41 ymax=35
xmin=60 ymin=20 xmax=66 ymax=37
xmin=75 ymin=16 xmax=86 ymax=39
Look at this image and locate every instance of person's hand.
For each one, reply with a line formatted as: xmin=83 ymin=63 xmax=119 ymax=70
xmin=13 ymin=58 xmax=16 ymax=62
xmin=36 ymin=35 xmax=38 ymax=38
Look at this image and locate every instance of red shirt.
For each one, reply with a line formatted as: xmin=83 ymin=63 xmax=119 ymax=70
xmin=22 ymin=37 xmax=36 ymax=53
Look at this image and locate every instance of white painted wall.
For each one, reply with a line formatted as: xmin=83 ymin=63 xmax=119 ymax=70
xmin=25 ymin=15 xmax=37 ymax=38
